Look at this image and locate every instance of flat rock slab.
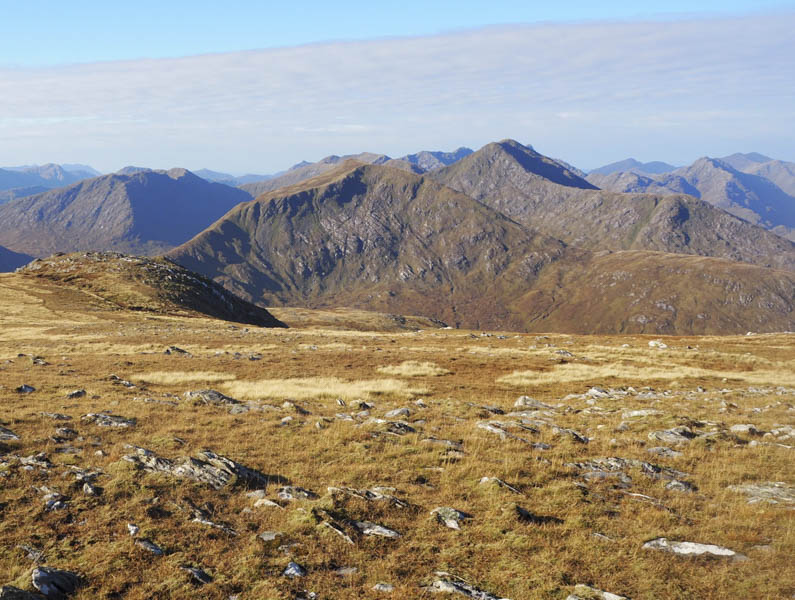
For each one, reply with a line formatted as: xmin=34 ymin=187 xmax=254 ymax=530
xmin=728 ymin=481 xmax=795 ymax=506
xmin=0 ymin=426 xmax=19 ymax=441
xmin=31 ymin=567 xmax=81 ymax=599
xmin=425 ymin=572 xmax=509 ymax=599
xmin=184 ymin=389 xmax=240 ymax=406
xmin=0 ymin=587 xmax=45 ymax=599
xmin=431 ymin=507 xmax=473 ymax=530
xmin=81 ymin=414 xmax=136 ymax=428
xmin=642 ymin=538 xmax=748 ymax=561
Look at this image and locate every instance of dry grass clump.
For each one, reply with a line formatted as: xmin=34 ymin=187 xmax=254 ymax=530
xmin=376 ymin=360 xmax=450 ymax=377
xmin=498 ymin=360 xmax=795 ymax=387
xmin=223 ymin=376 xmax=428 ymax=400
xmin=134 ymin=370 xmax=237 ymax=384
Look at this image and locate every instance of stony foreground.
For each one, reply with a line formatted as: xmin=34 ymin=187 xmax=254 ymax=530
xmin=0 ymin=278 xmax=793 ymax=598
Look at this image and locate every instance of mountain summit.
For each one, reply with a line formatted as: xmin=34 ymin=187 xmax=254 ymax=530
xmin=0 ymin=169 xmax=250 ymax=258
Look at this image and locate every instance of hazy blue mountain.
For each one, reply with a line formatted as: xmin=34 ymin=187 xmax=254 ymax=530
xmin=719 ymin=152 xmax=773 ymax=171
xmin=398 ymin=147 xmax=473 ymax=171
xmin=0 ymin=168 xmax=251 ymax=257
xmin=590 ymin=158 xmax=677 ymax=176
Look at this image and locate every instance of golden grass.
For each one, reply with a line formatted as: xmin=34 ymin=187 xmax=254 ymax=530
xmin=497 ymin=360 xmax=795 ymax=387
xmin=222 ymin=376 xmax=428 ymax=400
xmin=134 ymin=370 xmax=238 ymax=385
xmin=376 ymin=360 xmax=451 ymax=377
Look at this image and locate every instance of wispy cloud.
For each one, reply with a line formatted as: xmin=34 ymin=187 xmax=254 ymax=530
xmin=1 ymin=14 xmax=793 ymax=171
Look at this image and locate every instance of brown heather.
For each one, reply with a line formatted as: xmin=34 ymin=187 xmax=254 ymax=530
xmin=0 ymin=264 xmax=793 ymax=599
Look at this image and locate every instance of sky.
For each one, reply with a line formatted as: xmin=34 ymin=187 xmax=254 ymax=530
xmin=1 ymin=1 xmax=794 ymax=173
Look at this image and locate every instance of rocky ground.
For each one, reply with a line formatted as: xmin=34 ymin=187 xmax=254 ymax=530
xmin=0 ymin=273 xmax=793 ymax=599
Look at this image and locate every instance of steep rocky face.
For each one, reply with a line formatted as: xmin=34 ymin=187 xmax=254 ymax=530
xmin=18 ymin=252 xmax=286 ymax=327
xmin=434 ymin=142 xmax=795 ymax=271
xmin=742 ymin=160 xmax=795 ymax=197
xmin=169 ymin=162 xmax=575 ymax=332
xmin=433 ymin=139 xmax=597 ymax=199
xmin=168 ymin=162 xmax=795 ymax=334
xmin=0 ymin=245 xmax=32 ymax=272
xmin=0 ymin=169 xmax=251 ymax=257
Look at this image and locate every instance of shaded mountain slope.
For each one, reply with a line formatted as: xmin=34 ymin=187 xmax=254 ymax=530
xmin=17 ymin=252 xmax=285 ymax=327
xmin=743 ymin=159 xmax=795 ymax=197
xmin=0 ymin=245 xmax=33 ymax=272
xmin=0 ymin=169 xmax=251 ymax=257
xmin=168 ymin=162 xmax=795 ymax=334
xmin=586 ymin=171 xmax=699 ymax=196
xmin=671 ymin=158 xmax=795 ymax=231
xmin=434 ymin=141 xmax=795 ymax=271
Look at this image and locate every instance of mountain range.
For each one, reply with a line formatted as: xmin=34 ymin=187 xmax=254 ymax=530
xmin=167 ymin=157 xmax=795 ymax=334
xmin=0 ymin=168 xmax=250 ymax=257
xmin=0 ymin=163 xmax=100 ymax=203
xmin=2 ymin=140 xmax=795 ymax=334
xmin=587 ymin=154 xmax=795 ymax=240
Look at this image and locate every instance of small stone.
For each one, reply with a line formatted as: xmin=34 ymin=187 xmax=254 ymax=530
xmin=15 ymin=385 xmax=35 ymax=394
xmin=646 ymin=446 xmax=682 ymax=458
xmin=184 ymin=389 xmax=239 ymax=406
xmin=648 ymin=340 xmax=668 ymax=349
xmin=278 ymin=486 xmax=319 ymax=501
xmin=81 ymin=413 xmax=136 ymax=428
xmin=283 ymin=561 xmax=307 ymax=577
xmin=258 ymin=531 xmax=283 ymax=542
xmin=728 ymin=481 xmax=795 ymax=506
xmin=730 ymin=424 xmax=762 ymax=436
xmin=514 ymin=396 xmax=554 ymax=410
xmin=136 ymin=539 xmax=164 ymax=556
xmin=82 ymin=483 xmax=100 ymax=496
xmin=127 ymin=523 xmax=139 ymax=537
xmin=373 ymin=582 xmax=395 ymax=592
xmin=622 ymin=409 xmax=662 ymax=419
xmin=66 ymin=390 xmax=86 ymax=399
xmin=666 ymin=480 xmax=697 ymax=493
xmin=181 ymin=566 xmax=212 ymax=585
xmin=431 ymin=507 xmax=472 ymax=530
xmin=385 ymin=407 xmax=410 ymax=418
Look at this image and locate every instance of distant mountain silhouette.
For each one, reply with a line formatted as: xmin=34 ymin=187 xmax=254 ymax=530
xmin=0 ymin=169 xmax=250 ymax=257
xmin=589 ymin=158 xmax=677 ymax=176
xmin=0 ymin=163 xmax=97 ymax=191
xmin=718 ymin=152 xmax=772 ymax=172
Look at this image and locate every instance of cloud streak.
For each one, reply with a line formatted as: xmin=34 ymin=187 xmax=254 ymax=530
xmin=1 ymin=14 xmax=793 ymax=171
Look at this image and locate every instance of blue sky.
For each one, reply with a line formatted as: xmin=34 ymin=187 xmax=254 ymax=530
xmin=1 ymin=2 xmax=793 ymax=173
xmin=1 ymin=0 xmax=792 ymax=66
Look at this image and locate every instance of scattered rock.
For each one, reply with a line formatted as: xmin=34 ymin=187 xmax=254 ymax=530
xmin=728 ymin=481 xmax=795 ymax=506
xmin=278 ymin=486 xmax=319 ymax=501
xmin=65 ymin=390 xmax=85 ymax=399
xmin=514 ymin=396 xmax=555 ymax=410
xmin=184 ymin=389 xmax=240 ymax=406
xmin=729 ymin=424 xmax=763 ymax=436
xmin=127 ymin=524 xmax=139 ymax=537
xmin=385 ymin=407 xmax=410 ymax=418
xmin=647 ymin=427 xmax=696 ymax=445
xmin=622 ymin=409 xmax=662 ymax=419
xmin=122 ymin=446 xmax=273 ymax=490
xmin=479 ymin=477 xmax=522 ymax=494
xmin=181 ymin=566 xmax=212 ymax=585
xmin=0 ymin=426 xmax=19 ymax=441
xmin=328 ymin=486 xmax=410 ymax=508
xmin=31 ymin=567 xmax=81 ymax=599
xmin=646 ymin=447 xmax=682 ymax=458
xmin=431 ymin=507 xmax=472 ymax=530
xmin=136 ymin=539 xmax=164 ymax=556
xmin=665 ymin=480 xmax=698 ymax=493
xmin=642 ymin=538 xmax=748 ymax=561
xmin=81 ymin=413 xmax=136 ymax=428
xmin=648 ymin=340 xmax=668 ymax=349
xmin=15 ymin=385 xmax=35 ymax=394
xmin=514 ymin=504 xmax=563 ymax=525
xmin=425 ymin=572 xmax=508 ymax=599
xmin=422 ymin=437 xmax=464 ymax=451
xmin=283 ymin=562 xmax=307 ymax=578
xmin=0 ymin=586 xmax=45 ymax=599
xmin=373 ymin=582 xmax=394 ymax=592
xmin=164 ymin=346 xmax=192 ymax=356
xmin=40 ymin=413 xmax=71 ymax=421
xmin=258 ymin=531 xmax=283 ymax=542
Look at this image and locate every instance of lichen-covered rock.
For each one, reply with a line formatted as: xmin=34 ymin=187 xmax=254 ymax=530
xmin=81 ymin=414 xmax=136 ymax=428
xmin=567 ymin=583 xmax=629 ymax=600
xmin=728 ymin=481 xmax=795 ymax=506
xmin=431 ymin=507 xmax=473 ymax=530
xmin=31 ymin=567 xmax=81 ymax=599
xmin=642 ymin=538 xmax=748 ymax=561
xmin=184 ymin=390 xmax=240 ymax=406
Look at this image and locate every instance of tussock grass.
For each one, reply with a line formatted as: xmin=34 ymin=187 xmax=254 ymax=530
xmin=376 ymin=360 xmax=450 ymax=377
xmin=497 ymin=360 xmax=795 ymax=386
xmin=135 ymin=371 xmax=238 ymax=384
xmin=223 ymin=376 xmax=427 ymax=400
